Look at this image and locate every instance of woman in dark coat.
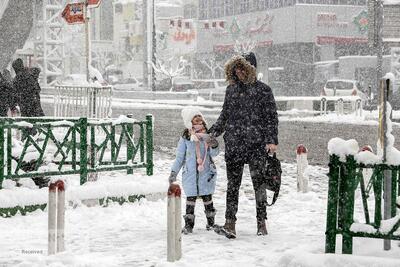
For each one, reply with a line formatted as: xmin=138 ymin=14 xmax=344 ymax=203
xmin=209 ymin=52 xmax=279 ymax=238
xmin=0 ymin=69 xmax=17 ymax=117
xmin=12 ymin=58 xmax=45 ymax=117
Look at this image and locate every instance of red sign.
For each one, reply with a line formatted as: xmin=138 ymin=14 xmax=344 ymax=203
xmin=61 ymin=3 xmax=85 ymax=24
xmin=87 ymin=0 xmax=101 ymax=8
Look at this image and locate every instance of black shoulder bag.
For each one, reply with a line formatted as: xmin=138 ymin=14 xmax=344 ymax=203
xmin=263 ymin=152 xmax=282 ymax=206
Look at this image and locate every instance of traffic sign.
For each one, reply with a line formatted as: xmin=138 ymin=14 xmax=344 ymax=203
xmin=87 ymin=0 xmax=101 ymax=8
xmin=61 ymin=3 xmax=85 ymax=24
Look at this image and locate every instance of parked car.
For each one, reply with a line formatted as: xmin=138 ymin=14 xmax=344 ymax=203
xmin=56 ymin=74 xmax=108 ymax=86
xmin=172 ymin=76 xmax=194 ymax=92
xmin=113 ymin=77 xmax=143 ymax=91
xmin=321 ymin=79 xmax=366 ymax=100
xmin=155 ymin=77 xmax=194 ymax=92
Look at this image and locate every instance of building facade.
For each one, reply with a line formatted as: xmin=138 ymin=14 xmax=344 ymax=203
xmin=194 ymin=0 xmax=373 ymax=95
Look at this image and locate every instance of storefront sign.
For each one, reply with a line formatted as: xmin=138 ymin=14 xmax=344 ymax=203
xmin=353 ymin=10 xmax=369 ymax=34
xmin=317 ymin=12 xmax=348 ymax=28
xmin=316 ymin=36 xmax=368 ymax=45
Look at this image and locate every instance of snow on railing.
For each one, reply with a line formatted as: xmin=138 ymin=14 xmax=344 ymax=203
xmin=54 ymin=85 xmax=112 ymax=118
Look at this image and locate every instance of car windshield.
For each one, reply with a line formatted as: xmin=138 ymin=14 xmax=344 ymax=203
xmin=326 ymin=81 xmax=354 ymax=90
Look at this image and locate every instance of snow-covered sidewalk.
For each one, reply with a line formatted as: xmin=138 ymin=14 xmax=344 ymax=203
xmin=0 ymin=152 xmax=400 ymax=266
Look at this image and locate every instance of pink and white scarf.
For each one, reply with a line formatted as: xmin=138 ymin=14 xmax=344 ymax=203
xmin=190 ymin=125 xmax=209 ymax=172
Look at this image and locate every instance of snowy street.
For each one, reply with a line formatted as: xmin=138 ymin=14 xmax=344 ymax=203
xmin=1 ymin=152 xmax=400 ymax=267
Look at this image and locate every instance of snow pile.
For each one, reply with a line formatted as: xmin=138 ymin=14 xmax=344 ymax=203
xmin=14 ymin=121 xmax=33 ymax=128
xmin=0 ymin=171 xmax=167 ymax=208
xmin=88 ymin=65 xmax=105 ymax=85
xmin=350 ymin=223 xmax=377 ymax=234
xmin=111 ymin=115 xmax=136 ymax=126
xmin=327 ymin=137 xmax=359 ymax=161
xmin=354 ymin=150 xmax=381 ymax=165
xmin=17 ymin=178 xmax=38 ymax=189
xmin=379 ymin=215 xmax=400 ymax=234
xmin=377 ymin=102 xmax=400 ymax=165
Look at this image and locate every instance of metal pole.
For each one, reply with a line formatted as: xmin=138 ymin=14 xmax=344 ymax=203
xmin=383 ymin=78 xmax=391 ymax=251
xmin=85 ymin=1 xmax=91 ymax=82
xmin=42 ymin=0 xmax=48 ymax=86
xmin=376 ymin=0 xmax=383 ymax=97
xmin=147 ymin=0 xmax=154 ymax=91
xmin=152 ymin=0 xmax=156 ymax=91
xmin=142 ymin=0 xmax=148 ymax=89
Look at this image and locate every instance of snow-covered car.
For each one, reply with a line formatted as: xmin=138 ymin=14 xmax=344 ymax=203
xmin=321 ymin=79 xmax=366 ymax=100
xmin=172 ymin=76 xmax=194 ymax=92
xmin=56 ymin=74 xmax=108 ymax=86
xmin=112 ymin=77 xmax=143 ymax=91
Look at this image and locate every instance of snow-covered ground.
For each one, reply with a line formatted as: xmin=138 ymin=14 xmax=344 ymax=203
xmin=0 ymin=152 xmax=399 ymax=267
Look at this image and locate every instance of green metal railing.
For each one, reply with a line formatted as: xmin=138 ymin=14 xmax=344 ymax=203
xmin=0 ymin=115 xmax=153 ymax=189
xmin=325 ymin=155 xmax=400 ymax=254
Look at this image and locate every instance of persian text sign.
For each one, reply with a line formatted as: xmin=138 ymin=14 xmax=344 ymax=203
xmin=61 ymin=3 xmax=85 ymax=24
xmin=87 ymin=0 xmax=101 ymax=8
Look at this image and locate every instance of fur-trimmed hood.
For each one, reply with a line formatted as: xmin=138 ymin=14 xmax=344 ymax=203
xmin=224 ymin=55 xmax=257 ymax=85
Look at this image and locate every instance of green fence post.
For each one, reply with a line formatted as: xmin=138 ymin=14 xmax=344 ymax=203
xmin=146 ymin=114 xmax=153 ymax=176
xmin=374 ymin=169 xmax=383 ymax=229
xmin=90 ymin=125 xmax=96 ymax=170
xmin=79 ymin=118 xmax=88 ymax=185
xmin=140 ymin=124 xmax=145 ymax=163
xmin=325 ymin=155 xmax=340 ymax=253
xmin=0 ymin=120 xmax=4 ymax=189
xmin=126 ymin=114 xmax=134 ymax=175
xmin=72 ymin=125 xmax=77 ymax=170
xmin=342 ymin=156 xmax=356 ymax=254
xmin=111 ymin=125 xmax=116 ymax=163
xmin=6 ymin=124 xmax=12 ymax=178
xmin=391 ymin=170 xmax=397 ymax=218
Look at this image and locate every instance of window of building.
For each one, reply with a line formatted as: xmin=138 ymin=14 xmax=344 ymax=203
xmin=211 ymin=0 xmax=223 ymax=18
xmin=240 ymin=0 xmax=250 ymax=13
xmin=184 ymin=4 xmax=198 ymax=19
xmin=199 ymin=0 xmax=208 ymax=19
xmin=253 ymin=0 xmax=265 ymax=11
xmin=224 ymin=0 xmax=234 ymax=16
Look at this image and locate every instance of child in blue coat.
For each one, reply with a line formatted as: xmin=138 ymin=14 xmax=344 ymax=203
xmin=169 ymin=107 xmax=219 ymax=234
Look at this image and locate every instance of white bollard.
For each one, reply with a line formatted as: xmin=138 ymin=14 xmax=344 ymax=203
xmin=48 ymin=180 xmax=66 ymax=255
xmin=336 ymin=98 xmax=344 ymax=115
xmin=296 ymin=144 xmax=309 ymax=193
xmin=167 ymin=183 xmax=182 ymax=262
xmin=355 ymin=99 xmax=363 ymax=117
xmin=320 ymin=98 xmax=327 ymax=115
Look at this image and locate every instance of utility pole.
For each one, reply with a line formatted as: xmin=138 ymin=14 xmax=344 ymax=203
xmin=142 ymin=0 xmax=148 ymax=89
xmin=143 ymin=0 xmax=155 ymax=91
xmin=374 ymin=0 xmax=392 ymax=251
xmin=85 ymin=0 xmax=91 ymax=82
xmin=152 ymin=0 xmax=156 ymax=91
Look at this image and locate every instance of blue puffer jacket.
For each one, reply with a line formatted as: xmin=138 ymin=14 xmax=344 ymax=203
xmin=171 ymin=137 xmax=219 ymax=197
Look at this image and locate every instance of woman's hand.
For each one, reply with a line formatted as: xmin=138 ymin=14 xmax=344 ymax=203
xmin=266 ymin=144 xmax=278 ymax=154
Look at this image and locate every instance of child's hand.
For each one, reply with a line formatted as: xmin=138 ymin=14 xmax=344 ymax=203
xmin=207 ymin=135 xmax=219 ymax=148
xmin=169 ymin=171 xmax=177 ymax=184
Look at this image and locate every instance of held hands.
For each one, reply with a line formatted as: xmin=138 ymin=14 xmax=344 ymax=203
xmin=266 ymin=144 xmax=278 ymax=154
xmin=206 ymin=135 xmax=219 ymax=148
xmin=169 ymin=171 xmax=177 ymax=184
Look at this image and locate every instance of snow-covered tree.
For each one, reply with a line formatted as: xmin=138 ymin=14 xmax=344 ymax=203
xmin=198 ymin=57 xmax=223 ymax=79
xmin=234 ymin=38 xmax=257 ymax=54
xmin=149 ymin=56 xmax=188 ymax=91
